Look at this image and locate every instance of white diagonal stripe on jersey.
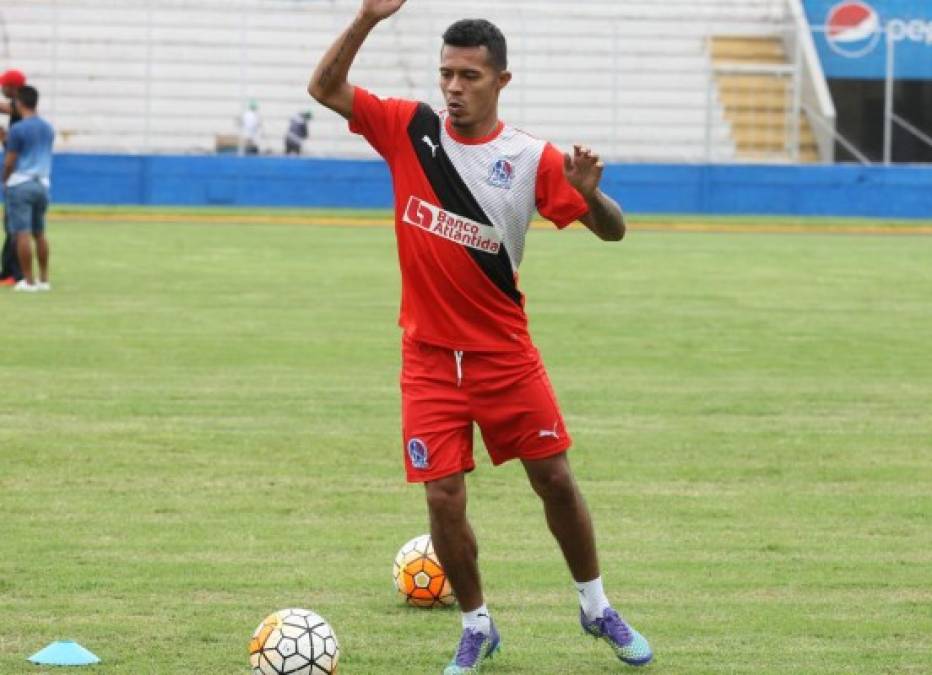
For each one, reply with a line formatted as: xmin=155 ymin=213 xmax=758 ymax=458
xmin=439 ymin=112 xmax=547 ymax=270
xmin=402 ymin=196 xmax=503 ymax=254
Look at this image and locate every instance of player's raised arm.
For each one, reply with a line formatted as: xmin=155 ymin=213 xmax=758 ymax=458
xmin=564 ymin=144 xmax=626 ymax=241
xmin=308 ymin=0 xmax=407 ymax=120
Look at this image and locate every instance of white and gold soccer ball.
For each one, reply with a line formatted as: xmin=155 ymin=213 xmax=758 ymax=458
xmin=392 ymin=534 xmax=456 ymax=608
xmin=249 ymin=608 xmax=339 ymax=675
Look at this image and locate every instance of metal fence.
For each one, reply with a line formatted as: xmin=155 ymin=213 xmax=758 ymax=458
xmin=801 ymin=21 xmax=932 ymax=165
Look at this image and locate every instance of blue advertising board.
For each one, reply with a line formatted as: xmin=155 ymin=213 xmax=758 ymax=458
xmin=805 ymin=1 xmax=932 ymax=79
xmin=43 ymin=154 xmax=932 ymax=219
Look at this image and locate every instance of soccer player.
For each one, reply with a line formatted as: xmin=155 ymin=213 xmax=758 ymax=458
xmin=309 ymin=1 xmax=653 ymax=672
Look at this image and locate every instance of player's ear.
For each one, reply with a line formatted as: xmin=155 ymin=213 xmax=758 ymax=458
xmin=497 ymin=70 xmax=512 ymax=90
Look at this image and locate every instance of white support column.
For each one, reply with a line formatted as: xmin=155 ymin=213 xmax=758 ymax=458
xmin=238 ymin=9 xmax=248 ymax=156
xmin=50 ymin=0 xmax=60 ymax=120
xmin=883 ymin=30 xmax=895 ymax=165
xmin=790 ymin=30 xmax=802 ymax=163
xmin=144 ymin=2 xmax=153 ymax=151
xmin=704 ymin=38 xmax=714 ymax=163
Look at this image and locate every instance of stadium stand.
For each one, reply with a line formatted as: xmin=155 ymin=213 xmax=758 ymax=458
xmin=2 ymin=0 xmax=805 ymax=161
xmin=711 ymin=36 xmax=821 ymax=162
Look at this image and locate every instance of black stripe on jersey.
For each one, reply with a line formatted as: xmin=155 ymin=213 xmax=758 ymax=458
xmin=406 ymin=104 xmax=522 ymax=307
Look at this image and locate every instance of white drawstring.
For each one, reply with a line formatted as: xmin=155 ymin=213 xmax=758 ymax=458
xmin=454 ymin=350 xmax=464 ymax=387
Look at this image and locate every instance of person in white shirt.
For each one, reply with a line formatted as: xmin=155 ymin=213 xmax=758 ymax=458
xmin=239 ymin=100 xmax=262 ymax=155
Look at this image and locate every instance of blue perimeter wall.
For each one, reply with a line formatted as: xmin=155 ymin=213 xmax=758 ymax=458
xmin=50 ymin=153 xmax=932 ymax=219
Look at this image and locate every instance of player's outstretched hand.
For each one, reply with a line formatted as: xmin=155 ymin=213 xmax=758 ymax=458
xmin=563 ymin=144 xmax=604 ymax=198
xmin=361 ymin=0 xmax=407 ymax=22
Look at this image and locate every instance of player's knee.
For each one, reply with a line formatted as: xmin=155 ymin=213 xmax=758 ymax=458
xmin=530 ymin=464 xmax=576 ymax=503
xmin=424 ymin=478 xmax=467 ymax=521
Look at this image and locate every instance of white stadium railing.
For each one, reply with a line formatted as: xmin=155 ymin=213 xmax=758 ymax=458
xmin=785 ymin=0 xmax=836 ymax=163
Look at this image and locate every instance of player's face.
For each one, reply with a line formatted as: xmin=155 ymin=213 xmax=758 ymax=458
xmin=439 ymin=45 xmax=511 ymax=135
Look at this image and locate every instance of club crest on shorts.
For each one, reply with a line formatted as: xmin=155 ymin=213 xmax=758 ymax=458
xmin=487 ymin=158 xmax=514 ymax=189
xmin=407 ymin=438 xmax=430 ymax=469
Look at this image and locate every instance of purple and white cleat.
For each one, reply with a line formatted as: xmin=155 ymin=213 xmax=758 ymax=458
xmin=580 ymin=607 xmax=653 ymax=666
xmin=443 ymin=619 xmax=501 ymax=674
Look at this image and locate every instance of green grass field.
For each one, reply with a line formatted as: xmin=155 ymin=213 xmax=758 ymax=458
xmin=2 ymin=209 xmax=931 ymax=674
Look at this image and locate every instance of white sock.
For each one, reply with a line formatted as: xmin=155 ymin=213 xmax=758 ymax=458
xmin=461 ymin=604 xmax=491 ymax=635
xmin=575 ymin=576 xmax=611 ymax=621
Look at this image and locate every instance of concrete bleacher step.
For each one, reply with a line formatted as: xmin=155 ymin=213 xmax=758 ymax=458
xmin=717 ymin=74 xmax=789 ymax=94
xmin=741 ymin=148 xmax=820 ymax=162
xmin=731 ymin=123 xmax=817 ymax=146
xmin=710 ymin=36 xmax=787 ymax=64
xmin=720 ymin=90 xmax=792 ymax=111
xmin=729 ymin=122 xmax=820 ymax=166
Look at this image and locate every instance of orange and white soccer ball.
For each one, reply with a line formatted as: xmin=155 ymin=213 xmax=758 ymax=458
xmin=249 ymin=608 xmax=339 ymax=675
xmin=392 ymin=534 xmax=456 ymax=608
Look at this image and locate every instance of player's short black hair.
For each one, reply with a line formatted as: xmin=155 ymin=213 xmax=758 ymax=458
xmin=16 ymin=85 xmax=38 ymax=109
xmin=442 ymin=19 xmax=508 ymax=71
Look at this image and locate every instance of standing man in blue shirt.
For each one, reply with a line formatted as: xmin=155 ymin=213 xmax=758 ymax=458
xmin=2 ymin=85 xmax=54 ymax=292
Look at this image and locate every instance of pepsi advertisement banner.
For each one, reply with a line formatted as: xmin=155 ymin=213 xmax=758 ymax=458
xmin=805 ymin=1 xmax=932 ymax=79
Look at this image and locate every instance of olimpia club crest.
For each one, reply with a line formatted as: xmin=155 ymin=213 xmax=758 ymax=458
xmin=407 ymin=438 xmax=429 ymax=469
xmin=487 ymin=158 xmax=515 ymax=189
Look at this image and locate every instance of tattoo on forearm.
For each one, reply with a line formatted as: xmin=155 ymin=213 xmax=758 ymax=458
xmin=318 ymin=41 xmax=349 ymax=88
xmin=589 ymin=197 xmax=612 ymax=223
xmin=587 ymin=192 xmax=625 ymax=238
xmin=317 ymin=23 xmax=363 ymax=92
xmin=588 ymin=196 xmax=611 ymax=223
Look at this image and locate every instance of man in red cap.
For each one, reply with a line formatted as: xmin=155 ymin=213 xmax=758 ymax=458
xmin=0 ymin=69 xmax=26 ymax=111
xmin=1 ymin=68 xmax=28 ymax=285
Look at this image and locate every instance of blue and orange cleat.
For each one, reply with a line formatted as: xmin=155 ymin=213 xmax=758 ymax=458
xmin=443 ymin=620 xmax=501 ymax=674
xmin=581 ymin=607 xmax=653 ymax=666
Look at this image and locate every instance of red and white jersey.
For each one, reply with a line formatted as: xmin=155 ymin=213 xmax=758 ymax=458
xmin=349 ymin=86 xmax=588 ymax=352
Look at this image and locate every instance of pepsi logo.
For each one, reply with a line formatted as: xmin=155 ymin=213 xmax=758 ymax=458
xmin=826 ymin=1 xmax=882 ymax=57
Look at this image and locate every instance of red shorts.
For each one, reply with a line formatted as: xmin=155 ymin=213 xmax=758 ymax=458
xmin=400 ymin=335 xmax=572 ymax=482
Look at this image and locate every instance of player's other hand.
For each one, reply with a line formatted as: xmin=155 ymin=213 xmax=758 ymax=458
xmin=563 ymin=144 xmax=604 ymax=198
xmin=360 ymin=0 xmax=407 ymax=22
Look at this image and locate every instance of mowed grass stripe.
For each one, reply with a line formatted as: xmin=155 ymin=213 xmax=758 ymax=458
xmin=1 ymin=216 xmax=930 ymax=673
xmin=47 ymin=206 xmax=932 ymax=235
